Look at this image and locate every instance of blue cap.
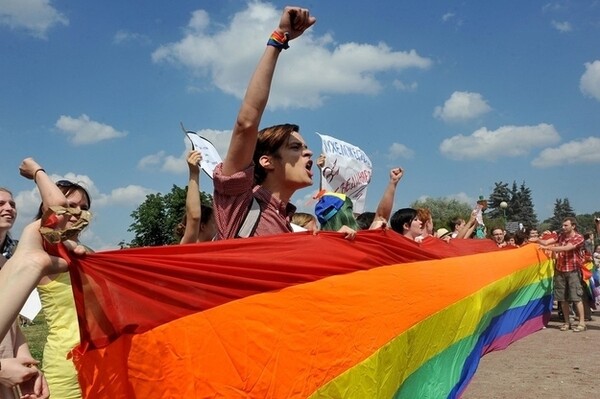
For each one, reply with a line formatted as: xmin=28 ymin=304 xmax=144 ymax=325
xmin=315 ymin=193 xmax=347 ymax=225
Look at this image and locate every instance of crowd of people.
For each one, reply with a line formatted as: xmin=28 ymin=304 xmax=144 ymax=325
xmin=1 ymin=5 xmax=599 ymax=397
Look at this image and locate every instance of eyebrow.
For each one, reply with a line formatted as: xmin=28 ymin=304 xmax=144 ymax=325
xmin=287 ymin=139 xmax=307 ymax=148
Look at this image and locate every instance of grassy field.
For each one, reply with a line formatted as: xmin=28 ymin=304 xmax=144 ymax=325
xmin=20 ymin=314 xmax=48 ymax=365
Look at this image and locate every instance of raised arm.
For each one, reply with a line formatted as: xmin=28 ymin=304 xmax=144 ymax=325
xmin=180 ymin=151 xmax=202 ymax=244
xmin=455 ymin=209 xmax=478 ymax=239
xmin=316 ymin=153 xmax=326 ymax=192
xmin=221 ymin=7 xmax=316 ymax=176
xmin=19 ymin=158 xmax=68 ymax=209
xmin=373 ymin=168 xmax=403 ymax=224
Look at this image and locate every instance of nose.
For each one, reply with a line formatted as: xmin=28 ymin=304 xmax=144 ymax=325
xmin=304 ymin=147 xmax=313 ymax=157
xmin=0 ymin=203 xmax=15 ymax=212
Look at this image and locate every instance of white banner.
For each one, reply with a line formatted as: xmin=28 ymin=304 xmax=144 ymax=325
xmin=20 ymin=288 xmax=41 ymax=321
xmin=185 ymin=132 xmax=222 ymax=179
xmin=316 ymin=133 xmax=372 ymax=213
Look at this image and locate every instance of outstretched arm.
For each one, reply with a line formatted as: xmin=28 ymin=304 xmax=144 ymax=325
xmin=180 ymin=151 xmax=202 ymax=244
xmin=0 ymin=221 xmax=81 ymax=339
xmin=221 ymin=7 xmax=316 ymax=176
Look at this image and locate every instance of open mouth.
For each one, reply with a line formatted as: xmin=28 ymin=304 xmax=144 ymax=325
xmin=0 ymin=214 xmax=14 ymax=222
xmin=306 ymin=160 xmax=313 ymax=177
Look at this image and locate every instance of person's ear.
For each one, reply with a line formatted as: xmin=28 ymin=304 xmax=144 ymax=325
xmin=259 ymin=155 xmax=275 ymax=171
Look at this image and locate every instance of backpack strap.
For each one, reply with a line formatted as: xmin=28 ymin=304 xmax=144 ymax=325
xmin=236 ymin=197 xmax=261 ymax=238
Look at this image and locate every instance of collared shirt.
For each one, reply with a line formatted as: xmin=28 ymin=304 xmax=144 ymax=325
xmin=555 ymin=231 xmax=585 ymax=272
xmin=0 ymin=234 xmax=17 ymax=260
xmin=213 ymin=162 xmax=296 ymax=240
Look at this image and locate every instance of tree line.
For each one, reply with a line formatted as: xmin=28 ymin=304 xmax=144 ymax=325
xmin=123 ymin=181 xmax=599 ymax=247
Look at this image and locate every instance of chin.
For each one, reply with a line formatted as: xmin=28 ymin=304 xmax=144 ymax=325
xmin=297 ymin=176 xmax=313 ymax=188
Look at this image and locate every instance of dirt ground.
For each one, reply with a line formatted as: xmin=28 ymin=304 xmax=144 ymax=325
xmin=461 ymin=308 xmax=599 ymax=399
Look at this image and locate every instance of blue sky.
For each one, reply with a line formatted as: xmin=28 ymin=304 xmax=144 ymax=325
xmin=1 ymin=0 xmax=599 ymax=249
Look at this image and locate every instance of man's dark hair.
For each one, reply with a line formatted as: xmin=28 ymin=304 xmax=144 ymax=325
xmin=563 ymin=216 xmax=577 ymax=227
xmin=356 ymin=212 xmax=375 ymax=230
xmin=390 ymin=208 xmax=417 ymax=234
xmin=253 ymin=124 xmax=300 ymax=185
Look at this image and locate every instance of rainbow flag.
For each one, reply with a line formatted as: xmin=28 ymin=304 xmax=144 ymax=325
xmin=65 ymin=230 xmax=552 ymax=398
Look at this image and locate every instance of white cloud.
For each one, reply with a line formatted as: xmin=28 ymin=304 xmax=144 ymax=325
xmin=441 ymin=12 xmax=463 ymax=27
xmin=532 ymin=136 xmax=600 ymax=167
xmin=387 ymin=142 xmax=414 ymax=160
xmin=162 ymin=153 xmax=188 ymax=174
xmin=434 ymin=91 xmax=492 ymax=122
xmin=440 ymin=123 xmax=561 ymax=161
xmin=580 ymin=60 xmax=600 ymax=101
xmin=152 ymin=1 xmax=432 ymax=109
xmin=542 ymin=2 xmax=565 ymax=13
xmin=138 ymin=151 xmax=165 ymax=169
xmin=393 ymin=79 xmax=418 ymax=92
xmin=551 ymin=20 xmax=572 ymax=32
xmin=93 ymin=185 xmax=154 ymax=207
xmin=442 ymin=12 xmax=455 ymax=22
xmin=446 ymin=192 xmax=475 ymax=206
xmin=55 ymin=114 xmax=128 ymax=145
xmin=0 ymin=0 xmax=68 ymax=39
xmin=137 ymin=150 xmax=185 ymax=173
xmin=113 ymin=30 xmax=151 ymax=45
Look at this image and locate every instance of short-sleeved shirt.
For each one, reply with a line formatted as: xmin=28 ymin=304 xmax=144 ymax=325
xmin=213 ymin=162 xmax=296 ymax=240
xmin=555 ymin=231 xmax=585 ymax=273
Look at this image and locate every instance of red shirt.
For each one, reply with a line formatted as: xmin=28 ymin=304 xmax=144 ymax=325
xmin=555 ymin=231 xmax=585 ymax=272
xmin=213 ymin=163 xmax=296 ymax=240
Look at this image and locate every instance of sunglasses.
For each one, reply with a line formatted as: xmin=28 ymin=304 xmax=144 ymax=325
xmin=56 ymin=180 xmax=92 ymax=208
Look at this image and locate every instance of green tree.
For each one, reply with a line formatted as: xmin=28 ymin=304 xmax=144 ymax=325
xmin=573 ymin=213 xmax=600 ymax=236
xmin=128 ymin=185 xmax=212 ymax=247
xmin=410 ymin=197 xmax=472 ymax=231
xmin=545 ymin=198 xmax=576 ymax=232
xmin=512 ymin=181 xmax=538 ymax=228
xmin=487 ymin=182 xmax=511 ymax=220
xmin=486 ymin=180 xmax=538 ymax=228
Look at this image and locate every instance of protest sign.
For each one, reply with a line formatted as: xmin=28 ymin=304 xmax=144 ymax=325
xmin=316 ymin=133 xmax=372 ymax=213
xmin=181 ymin=125 xmax=222 ymax=179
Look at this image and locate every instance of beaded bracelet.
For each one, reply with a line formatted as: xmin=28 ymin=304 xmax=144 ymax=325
xmin=267 ymin=30 xmax=289 ymax=50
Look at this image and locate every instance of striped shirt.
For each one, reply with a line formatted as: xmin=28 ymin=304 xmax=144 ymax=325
xmin=555 ymin=231 xmax=585 ymax=273
xmin=213 ymin=162 xmax=296 ymax=240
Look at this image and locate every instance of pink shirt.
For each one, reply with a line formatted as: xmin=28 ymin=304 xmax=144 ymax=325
xmin=213 ymin=163 xmax=296 ymax=240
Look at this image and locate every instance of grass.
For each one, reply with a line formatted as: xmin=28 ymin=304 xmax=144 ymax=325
xmin=20 ymin=314 xmax=49 ymax=366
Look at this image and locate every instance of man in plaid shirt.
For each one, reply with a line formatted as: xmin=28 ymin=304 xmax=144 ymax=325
xmin=539 ymin=217 xmax=587 ymax=332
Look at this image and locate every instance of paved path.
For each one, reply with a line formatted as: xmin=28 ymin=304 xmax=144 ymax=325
xmin=462 ymin=309 xmax=600 ymax=399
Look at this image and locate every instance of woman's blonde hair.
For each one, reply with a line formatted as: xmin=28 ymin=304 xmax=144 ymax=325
xmin=291 ymin=212 xmax=316 ymax=228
